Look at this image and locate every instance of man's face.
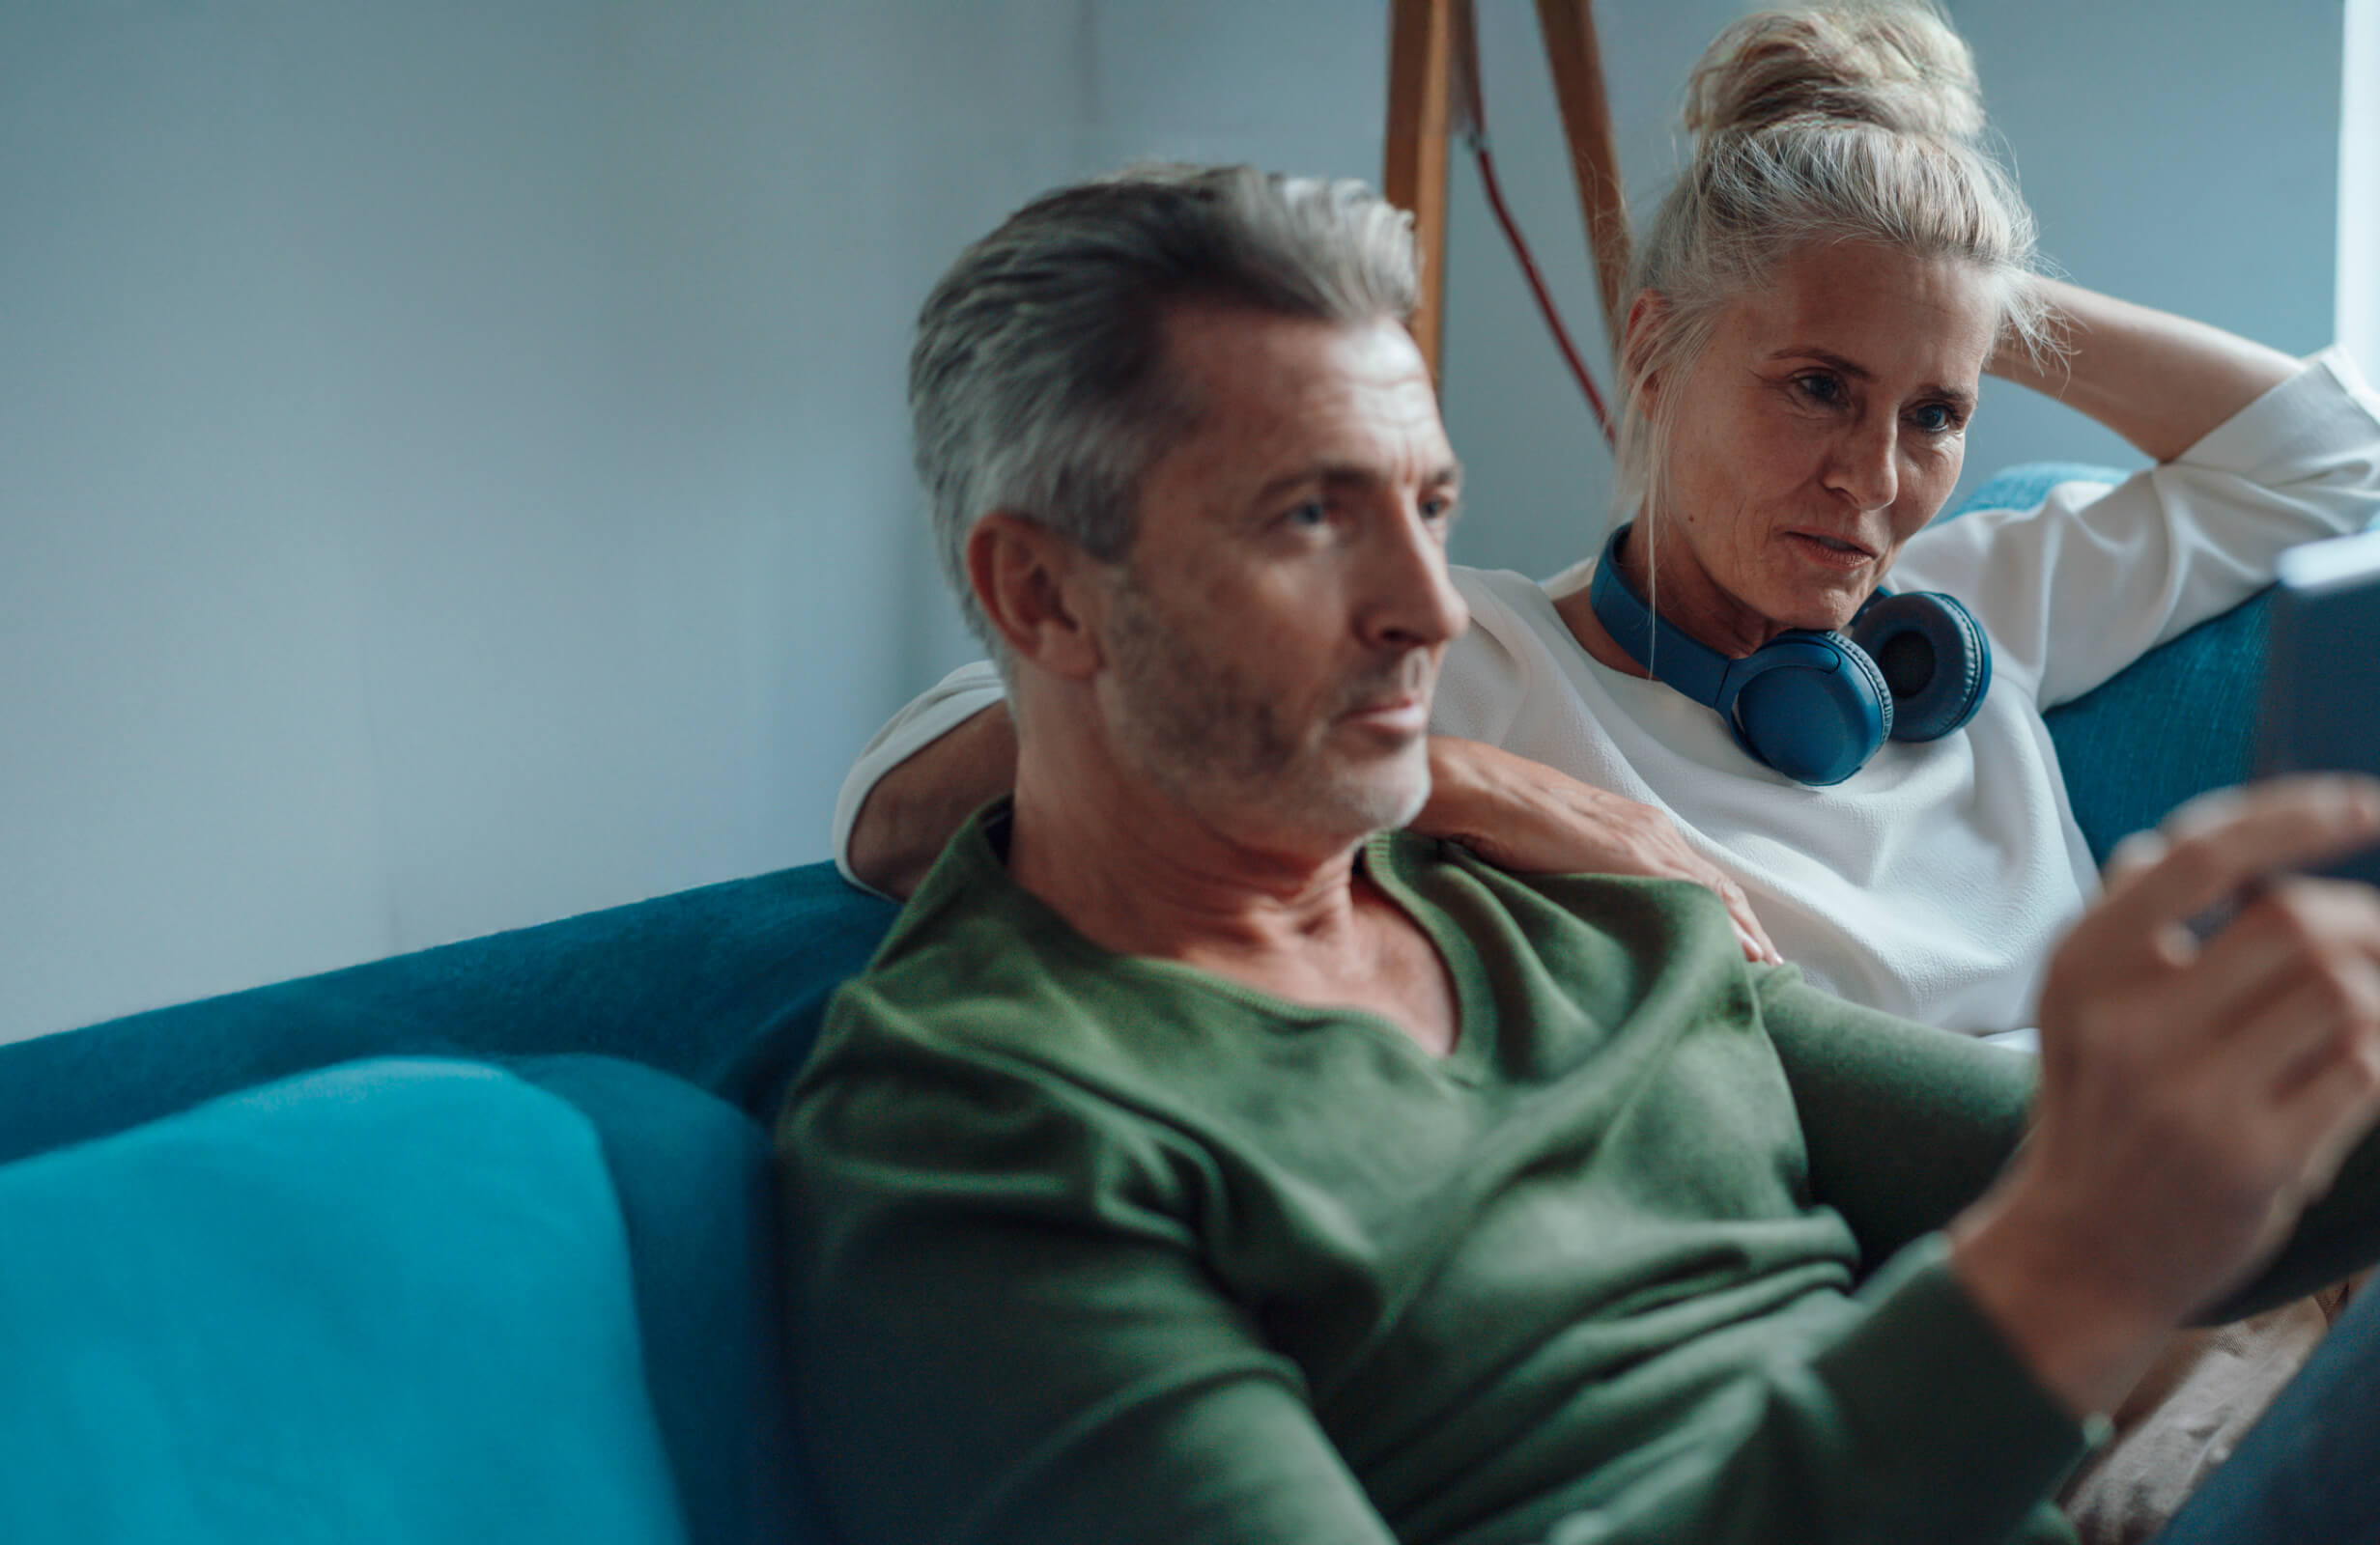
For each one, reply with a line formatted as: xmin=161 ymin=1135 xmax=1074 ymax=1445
xmin=1091 ymin=304 xmax=1468 ymax=857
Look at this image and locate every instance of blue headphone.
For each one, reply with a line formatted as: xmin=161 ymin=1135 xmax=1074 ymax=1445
xmin=1587 ymin=522 xmax=1992 ymax=786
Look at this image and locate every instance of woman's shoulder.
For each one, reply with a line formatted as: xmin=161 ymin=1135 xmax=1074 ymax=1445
xmin=1436 ymin=566 xmax=1589 ymax=740
xmin=1892 ymin=469 xmax=2126 ymax=598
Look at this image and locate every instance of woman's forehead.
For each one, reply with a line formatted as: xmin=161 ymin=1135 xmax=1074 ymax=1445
xmin=1726 ymin=241 xmax=2000 ymax=377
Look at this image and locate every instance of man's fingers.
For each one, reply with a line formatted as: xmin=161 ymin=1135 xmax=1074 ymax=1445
xmin=2180 ymin=879 xmax=2380 ymax=1055
xmin=2088 ymin=776 xmax=2380 ymax=952
xmin=2290 ymin=1038 xmax=2380 ymax=1201
xmin=2262 ymin=1010 xmax=2380 ymax=1201
xmin=2214 ymin=938 xmax=2380 ymax=1100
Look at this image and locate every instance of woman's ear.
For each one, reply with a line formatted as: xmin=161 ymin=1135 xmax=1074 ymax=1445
xmin=1621 ymin=290 xmax=1670 ymax=405
xmin=965 ymin=513 xmax=1104 ymax=680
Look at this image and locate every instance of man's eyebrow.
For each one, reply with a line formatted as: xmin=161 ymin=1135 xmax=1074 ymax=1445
xmin=1248 ymin=460 xmax=1464 ymax=506
xmin=1771 ymin=347 xmax=1977 ymax=407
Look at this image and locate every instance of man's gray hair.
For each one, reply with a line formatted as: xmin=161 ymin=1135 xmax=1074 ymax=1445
xmin=909 ymin=164 xmax=1420 ymax=661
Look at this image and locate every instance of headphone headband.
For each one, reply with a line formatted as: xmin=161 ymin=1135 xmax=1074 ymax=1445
xmin=1585 ymin=521 xmax=1990 ymax=785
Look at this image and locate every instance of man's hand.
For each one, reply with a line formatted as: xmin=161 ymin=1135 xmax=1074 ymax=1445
xmin=1420 ymin=737 xmax=1782 ymax=965
xmin=1951 ymin=775 xmax=2380 ymax=1419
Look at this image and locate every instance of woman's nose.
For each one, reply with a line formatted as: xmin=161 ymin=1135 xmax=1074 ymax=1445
xmin=1827 ymin=418 xmax=1900 ymax=511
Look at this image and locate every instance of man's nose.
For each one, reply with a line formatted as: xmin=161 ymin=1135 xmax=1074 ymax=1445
xmin=1360 ymin=503 xmax=1469 ymax=650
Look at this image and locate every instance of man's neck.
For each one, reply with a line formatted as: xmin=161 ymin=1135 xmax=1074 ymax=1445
xmin=1002 ymin=754 xmax=1460 ymax=1057
xmin=1006 ymin=753 xmax=1368 ymax=966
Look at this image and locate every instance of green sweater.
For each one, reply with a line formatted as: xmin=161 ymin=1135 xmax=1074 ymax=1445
xmin=778 ymin=811 xmax=2169 ymax=1545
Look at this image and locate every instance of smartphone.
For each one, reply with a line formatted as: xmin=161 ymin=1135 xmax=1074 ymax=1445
xmin=2253 ymin=525 xmax=2380 ymax=887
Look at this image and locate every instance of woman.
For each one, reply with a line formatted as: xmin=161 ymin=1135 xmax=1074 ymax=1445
xmin=837 ymin=2 xmax=2380 ymax=1052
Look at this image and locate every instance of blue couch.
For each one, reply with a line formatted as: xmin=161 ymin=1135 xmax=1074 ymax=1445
xmin=0 ymin=465 xmax=2280 ymax=1545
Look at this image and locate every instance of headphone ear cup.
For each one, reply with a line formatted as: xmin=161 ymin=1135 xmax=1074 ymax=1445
xmin=1731 ymin=633 xmax=1892 ymax=786
xmin=1851 ymin=592 xmax=1992 ymax=743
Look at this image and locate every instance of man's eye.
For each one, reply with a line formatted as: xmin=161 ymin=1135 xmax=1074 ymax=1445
xmin=1285 ymin=501 xmax=1329 ymax=528
xmin=1421 ymin=494 xmax=1457 ymax=524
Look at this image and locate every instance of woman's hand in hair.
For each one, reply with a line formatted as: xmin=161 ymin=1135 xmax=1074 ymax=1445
xmin=1420 ymin=737 xmax=1782 ymax=965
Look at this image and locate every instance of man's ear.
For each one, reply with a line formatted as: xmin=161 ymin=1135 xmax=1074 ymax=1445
xmin=1620 ymin=290 xmax=1670 ymax=406
xmin=965 ymin=513 xmax=1105 ymax=680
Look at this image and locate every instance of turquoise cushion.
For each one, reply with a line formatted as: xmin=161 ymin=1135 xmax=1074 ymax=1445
xmin=0 ymin=1059 xmax=692 ymax=1545
xmin=513 ymin=1054 xmax=834 ymax=1545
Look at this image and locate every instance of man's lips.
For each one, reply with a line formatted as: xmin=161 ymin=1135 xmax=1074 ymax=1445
xmin=1341 ymin=694 xmax=1430 ymax=734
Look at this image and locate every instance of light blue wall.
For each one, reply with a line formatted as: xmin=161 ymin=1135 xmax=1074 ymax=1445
xmin=0 ymin=0 xmax=1387 ymax=1042
xmin=2344 ymin=0 xmax=2380 ymax=373
xmin=0 ymin=1 xmax=2350 ymax=1042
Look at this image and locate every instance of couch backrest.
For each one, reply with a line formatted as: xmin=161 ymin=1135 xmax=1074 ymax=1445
xmin=0 ymin=862 xmax=898 ymax=1167
xmin=1958 ymin=463 xmax=2268 ymax=866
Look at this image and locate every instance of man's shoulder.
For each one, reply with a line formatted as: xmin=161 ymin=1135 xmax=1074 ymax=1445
xmin=812 ymin=820 xmax=1108 ymax=1068
xmin=796 ymin=811 xmax=1289 ymax=1124
xmin=1382 ymin=833 xmax=1753 ymax=1006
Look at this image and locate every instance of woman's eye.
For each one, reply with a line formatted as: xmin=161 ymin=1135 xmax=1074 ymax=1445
xmin=1794 ymin=373 xmax=1844 ymax=407
xmin=1910 ymin=403 xmax=1962 ymax=435
xmin=1285 ymin=500 xmax=1329 ymax=529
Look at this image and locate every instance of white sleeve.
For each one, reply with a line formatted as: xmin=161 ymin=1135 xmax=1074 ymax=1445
xmin=1894 ymin=347 xmax=2380 ymax=708
xmin=830 ymin=660 xmax=1008 ymax=893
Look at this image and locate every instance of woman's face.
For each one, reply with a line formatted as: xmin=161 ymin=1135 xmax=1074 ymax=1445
xmin=1633 ymin=239 xmax=2000 ymax=656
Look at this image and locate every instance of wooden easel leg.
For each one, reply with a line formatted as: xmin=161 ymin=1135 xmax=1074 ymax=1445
xmin=1384 ymin=0 xmax=1456 ymax=379
xmin=1534 ymin=0 xmax=1632 ymax=360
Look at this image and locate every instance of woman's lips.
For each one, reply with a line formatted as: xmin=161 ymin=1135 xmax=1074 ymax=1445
xmin=1784 ymin=529 xmax=1875 ymax=571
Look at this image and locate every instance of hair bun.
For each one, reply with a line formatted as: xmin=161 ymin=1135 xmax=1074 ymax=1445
xmin=1682 ymin=1 xmax=1985 ymax=146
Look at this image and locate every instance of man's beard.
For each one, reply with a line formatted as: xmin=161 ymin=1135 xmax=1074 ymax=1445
xmin=1101 ymin=575 xmax=1432 ymax=846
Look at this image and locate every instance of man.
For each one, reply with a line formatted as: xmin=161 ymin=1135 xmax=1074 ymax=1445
xmin=777 ymin=165 xmax=2380 ymax=1545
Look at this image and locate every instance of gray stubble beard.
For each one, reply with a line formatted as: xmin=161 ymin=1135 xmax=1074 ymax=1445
xmin=1101 ymin=574 xmax=1432 ymax=849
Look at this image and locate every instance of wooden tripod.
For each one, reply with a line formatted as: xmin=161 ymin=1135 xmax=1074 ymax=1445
xmin=1383 ymin=0 xmax=1632 ymax=380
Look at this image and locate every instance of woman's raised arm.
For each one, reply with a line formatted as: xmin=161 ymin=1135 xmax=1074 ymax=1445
xmin=1990 ymin=278 xmax=2302 ymax=463
xmin=844 ymin=703 xmax=1018 ymax=899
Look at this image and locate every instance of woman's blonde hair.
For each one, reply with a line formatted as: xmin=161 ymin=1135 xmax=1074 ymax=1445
xmin=1617 ymin=0 xmax=2053 ymax=556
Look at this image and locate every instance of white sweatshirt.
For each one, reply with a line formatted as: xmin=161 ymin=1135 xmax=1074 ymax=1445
xmin=835 ymin=350 xmax=2380 ymax=1038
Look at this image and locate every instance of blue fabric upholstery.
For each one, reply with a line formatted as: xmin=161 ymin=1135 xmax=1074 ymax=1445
xmin=513 ymin=1054 xmax=834 ymax=1545
xmin=0 ymin=1059 xmax=691 ymax=1545
xmin=0 ymin=861 xmax=898 ymax=1168
xmin=1953 ymin=463 xmax=2268 ymax=864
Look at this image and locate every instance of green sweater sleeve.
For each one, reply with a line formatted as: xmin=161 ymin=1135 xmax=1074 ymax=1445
xmin=1755 ymin=962 xmax=2380 ymax=1323
xmin=1539 ymin=1237 xmax=2089 ymax=1545
xmin=1754 ymin=967 xmax=2036 ymax=1262
xmin=780 ymin=1049 xmax=1401 ymax=1545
